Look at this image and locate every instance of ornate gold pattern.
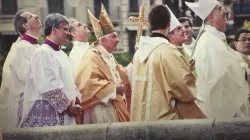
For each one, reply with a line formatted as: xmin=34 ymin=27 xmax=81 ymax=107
xmin=87 ymin=9 xmax=103 ymax=39
xmin=99 ymin=3 xmax=115 ymax=36
xmin=87 ymin=3 xmax=115 ymax=39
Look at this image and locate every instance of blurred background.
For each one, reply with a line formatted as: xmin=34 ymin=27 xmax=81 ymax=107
xmin=0 ymin=0 xmax=250 ymax=84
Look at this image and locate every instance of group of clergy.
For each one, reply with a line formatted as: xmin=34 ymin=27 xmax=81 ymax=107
xmin=1 ymin=0 xmax=250 ymax=129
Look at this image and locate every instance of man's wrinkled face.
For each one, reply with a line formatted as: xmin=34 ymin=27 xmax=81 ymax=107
xmin=181 ymin=20 xmax=192 ymax=38
xmin=168 ymin=25 xmax=187 ymax=44
xmin=71 ymin=21 xmax=90 ymax=41
xmin=234 ymin=33 xmax=250 ymax=55
xmin=54 ymin=22 xmax=70 ymax=45
xmin=21 ymin=12 xmax=42 ymax=31
xmin=102 ymin=32 xmax=120 ymax=53
xmin=211 ymin=4 xmax=227 ymax=31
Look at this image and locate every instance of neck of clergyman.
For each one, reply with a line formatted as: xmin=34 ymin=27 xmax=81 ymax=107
xmin=25 ymin=30 xmax=39 ymax=38
xmin=170 ymin=40 xmax=183 ymax=47
xmin=151 ymin=30 xmax=168 ymax=37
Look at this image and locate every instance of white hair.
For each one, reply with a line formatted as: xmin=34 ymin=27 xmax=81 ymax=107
xmin=98 ymin=34 xmax=110 ymax=45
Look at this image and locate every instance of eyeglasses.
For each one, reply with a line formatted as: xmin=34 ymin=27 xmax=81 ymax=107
xmin=215 ymin=6 xmax=227 ymax=13
xmin=58 ymin=26 xmax=70 ymax=32
xmin=238 ymin=38 xmax=250 ymax=42
xmin=27 ymin=14 xmax=38 ymax=20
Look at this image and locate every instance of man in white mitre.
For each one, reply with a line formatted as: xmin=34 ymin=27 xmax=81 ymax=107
xmin=131 ymin=5 xmax=206 ymax=121
xmin=185 ymin=0 xmax=250 ymax=118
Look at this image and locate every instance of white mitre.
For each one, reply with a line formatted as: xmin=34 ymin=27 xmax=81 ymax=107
xmin=165 ymin=4 xmax=181 ymax=32
xmin=185 ymin=0 xmax=219 ymax=20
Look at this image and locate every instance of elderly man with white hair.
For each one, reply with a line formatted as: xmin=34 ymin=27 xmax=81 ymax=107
xmin=74 ymin=4 xmax=131 ymax=124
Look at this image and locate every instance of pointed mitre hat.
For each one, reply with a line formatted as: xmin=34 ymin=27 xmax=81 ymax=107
xmin=87 ymin=4 xmax=115 ymax=39
xmin=165 ymin=5 xmax=181 ymax=32
xmin=185 ymin=0 xmax=219 ymax=20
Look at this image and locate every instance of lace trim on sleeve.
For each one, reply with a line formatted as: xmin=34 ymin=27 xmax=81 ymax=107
xmin=42 ymin=88 xmax=71 ymax=113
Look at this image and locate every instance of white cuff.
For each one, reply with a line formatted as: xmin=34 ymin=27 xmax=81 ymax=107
xmin=126 ymin=63 xmax=132 ymax=71
xmin=101 ymin=85 xmax=116 ymax=104
xmin=170 ymin=98 xmax=176 ymax=108
xmin=101 ymin=95 xmax=109 ymax=104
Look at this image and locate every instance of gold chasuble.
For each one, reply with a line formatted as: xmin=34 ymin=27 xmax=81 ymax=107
xmin=75 ymin=43 xmax=130 ymax=123
xmin=131 ymin=34 xmax=206 ymax=121
xmin=74 ymin=4 xmax=130 ymax=124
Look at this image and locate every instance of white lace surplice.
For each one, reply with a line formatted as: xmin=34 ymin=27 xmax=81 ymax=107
xmin=19 ymin=44 xmax=81 ymax=127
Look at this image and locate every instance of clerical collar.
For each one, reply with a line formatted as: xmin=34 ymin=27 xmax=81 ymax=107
xmin=204 ymin=25 xmax=226 ymax=40
xmin=21 ymin=34 xmax=38 ymax=45
xmin=43 ymin=39 xmax=61 ymax=51
xmin=150 ymin=33 xmax=169 ymax=41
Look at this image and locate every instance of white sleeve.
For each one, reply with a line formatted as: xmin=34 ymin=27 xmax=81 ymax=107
xmin=10 ymin=48 xmax=32 ymax=82
xmin=101 ymin=85 xmax=116 ymax=104
xmin=30 ymin=50 xmax=64 ymax=94
xmin=195 ymin=38 xmax=248 ymax=117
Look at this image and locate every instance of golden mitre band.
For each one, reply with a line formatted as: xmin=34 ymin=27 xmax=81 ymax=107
xmin=87 ymin=4 xmax=115 ymax=39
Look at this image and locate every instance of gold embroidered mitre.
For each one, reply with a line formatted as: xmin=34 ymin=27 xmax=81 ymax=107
xmin=87 ymin=4 xmax=115 ymax=39
xmin=87 ymin=9 xmax=103 ymax=39
xmin=99 ymin=3 xmax=115 ymax=36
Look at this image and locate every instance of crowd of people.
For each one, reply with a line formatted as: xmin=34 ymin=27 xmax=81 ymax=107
xmin=0 ymin=0 xmax=250 ymax=129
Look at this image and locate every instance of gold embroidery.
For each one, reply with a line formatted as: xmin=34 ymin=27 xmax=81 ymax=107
xmin=87 ymin=4 xmax=115 ymax=39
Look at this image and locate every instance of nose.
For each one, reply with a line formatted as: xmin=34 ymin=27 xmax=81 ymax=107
xmin=116 ymin=37 xmax=120 ymax=43
xmin=182 ymin=27 xmax=186 ymax=33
